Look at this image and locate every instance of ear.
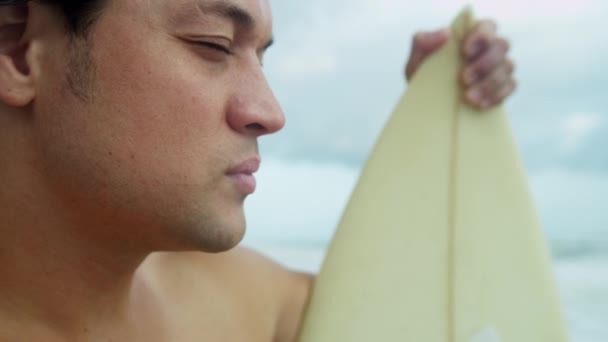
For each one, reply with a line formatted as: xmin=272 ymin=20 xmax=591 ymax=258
xmin=0 ymin=4 xmax=35 ymax=107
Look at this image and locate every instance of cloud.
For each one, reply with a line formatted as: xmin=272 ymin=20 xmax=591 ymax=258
xmin=558 ymin=116 xmax=608 ymax=172
xmin=518 ymin=111 xmax=608 ymax=173
xmin=267 ymin=0 xmax=431 ymax=82
xmin=559 ymin=113 xmax=604 ymax=154
xmin=264 ymin=0 xmax=608 ymax=169
xmin=276 ymin=48 xmax=338 ymax=79
xmin=251 ymin=2 xmax=608 ymax=252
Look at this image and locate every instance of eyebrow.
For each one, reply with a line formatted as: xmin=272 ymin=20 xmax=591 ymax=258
xmin=198 ymin=1 xmax=254 ymax=29
xmin=195 ymin=0 xmax=274 ymax=51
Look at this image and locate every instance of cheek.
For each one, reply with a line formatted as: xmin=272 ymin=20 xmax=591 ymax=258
xmin=32 ymin=27 xmax=234 ymax=218
xmin=89 ymin=30 xmax=230 ymax=183
xmin=98 ymin=48 xmax=219 ymax=153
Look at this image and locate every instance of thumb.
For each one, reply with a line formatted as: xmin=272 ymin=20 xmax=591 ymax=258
xmin=405 ymin=28 xmax=451 ymax=81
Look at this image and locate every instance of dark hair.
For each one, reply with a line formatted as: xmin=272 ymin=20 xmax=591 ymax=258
xmin=37 ymin=0 xmax=105 ymax=101
xmin=0 ymin=1 xmax=104 ymax=35
xmin=39 ymin=0 xmax=105 ymax=36
xmin=0 ymin=0 xmax=102 ymax=99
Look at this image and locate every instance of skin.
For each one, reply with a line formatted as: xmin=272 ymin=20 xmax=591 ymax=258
xmin=0 ymin=0 xmax=515 ymax=341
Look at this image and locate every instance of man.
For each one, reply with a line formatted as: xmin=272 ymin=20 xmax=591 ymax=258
xmin=0 ymin=0 xmax=515 ymax=341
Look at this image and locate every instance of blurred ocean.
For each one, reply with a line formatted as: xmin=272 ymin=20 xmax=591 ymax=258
xmin=247 ymin=240 xmax=608 ymax=342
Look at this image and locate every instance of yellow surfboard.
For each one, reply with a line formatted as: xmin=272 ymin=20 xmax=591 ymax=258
xmin=297 ymin=7 xmax=569 ymax=342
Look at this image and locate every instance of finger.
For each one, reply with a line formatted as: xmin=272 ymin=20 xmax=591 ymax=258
xmin=487 ymin=79 xmax=517 ymax=108
xmin=476 ymin=61 xmax=515 ymax=107
xmin=469 ymin=59 xmax=515 ymax=99
xmin=405 ymin=29 xmax=451 ymax=81
xmin=462 ymin=20 xmax=497 ymax=61
xmin=465 ymin=60 xmax=515 ymax=107
xmin=461 ymin=38 xmax=510 ymax=86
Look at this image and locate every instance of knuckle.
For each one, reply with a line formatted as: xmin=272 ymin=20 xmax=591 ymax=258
xmin=476 ymin=58 xmax=493 ymax=75
xmin=476 ymin=76 xmax=493 ymax=94
xmin=498 ymin=81 xmax=517 ymax=101
xmin=477 ymin=19 xmax=497 ymax=39
xmin=487 ymin=20 xmax=498 ymax=33
xmin=484 ymin=77 xmax=500 ymax=94
xmin=506 ymin=59 xmax=515 ymax=73
xmin=479 ymin=43 xmax=507 ymax=73
xmin=483 ymin=70 xmax=508 ymax=97
xmin=498 ymin=38 xmax=510 ymax=52
xmin=479 ymin=19 xmax=497 ymax=33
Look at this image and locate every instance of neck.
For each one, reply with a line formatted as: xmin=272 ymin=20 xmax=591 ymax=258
xmin=0 ymin=128 xmax=152 ymax=338
xmin=0 ymin=198 xmax=147 ymax=334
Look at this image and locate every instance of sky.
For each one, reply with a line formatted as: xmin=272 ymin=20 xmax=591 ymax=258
xmin=242 ymin=0 xmax=608 ymax=252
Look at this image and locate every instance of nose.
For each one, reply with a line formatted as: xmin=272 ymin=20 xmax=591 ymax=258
xmin=225 ymin=67 xmax=285 ymax=138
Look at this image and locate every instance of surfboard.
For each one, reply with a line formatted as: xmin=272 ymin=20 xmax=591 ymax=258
xmin=296 ymin=7 xmax=569 ymax=342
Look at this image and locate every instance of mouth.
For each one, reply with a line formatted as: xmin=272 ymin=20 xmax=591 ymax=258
xmin=225 ymin=158 xmax=261 ymax=195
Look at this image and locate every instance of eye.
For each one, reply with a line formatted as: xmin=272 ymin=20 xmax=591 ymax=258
xmin=198 ymin=41 xmax=233 ymax=55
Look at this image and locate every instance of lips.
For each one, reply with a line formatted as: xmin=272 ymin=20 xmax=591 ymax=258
xmin=226 ymin=158 xmax=260 ymax=195
xmin=226 ymin=158 xmax=261 ymax=176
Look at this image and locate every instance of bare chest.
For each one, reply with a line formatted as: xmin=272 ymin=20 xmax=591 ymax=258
xmin=162 ymin=302 xmax=279 ymax=342
xmin=157 ymin=283 xmax=280 ymax=342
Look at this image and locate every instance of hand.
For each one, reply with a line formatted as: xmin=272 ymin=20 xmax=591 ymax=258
xmin=405 ymin=20 xmax=516 ymax=110
xmin=460 ymin=20 xmax=516 ymax=110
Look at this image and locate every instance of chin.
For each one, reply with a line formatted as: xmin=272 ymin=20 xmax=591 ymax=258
xmin=163 ymin=209 xmax=248 ymax=254
xmin=141 ymin=180 xmax=250 ymax=253
xmin=199 ymin=224 xmax=246 ymax=254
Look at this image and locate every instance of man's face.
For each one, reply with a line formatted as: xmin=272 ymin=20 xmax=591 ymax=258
xmin=32 ymin=0 xmax=284 ymax=252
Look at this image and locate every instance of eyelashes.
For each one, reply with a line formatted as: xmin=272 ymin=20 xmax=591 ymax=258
xmin=198 ymin=41 xmax=233 ymax=55
xmin=187 ymin=39 xmax=265 ymax=66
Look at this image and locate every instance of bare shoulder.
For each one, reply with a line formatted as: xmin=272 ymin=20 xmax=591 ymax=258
xmin=141 ymin=247 xmax=315 ymax=342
